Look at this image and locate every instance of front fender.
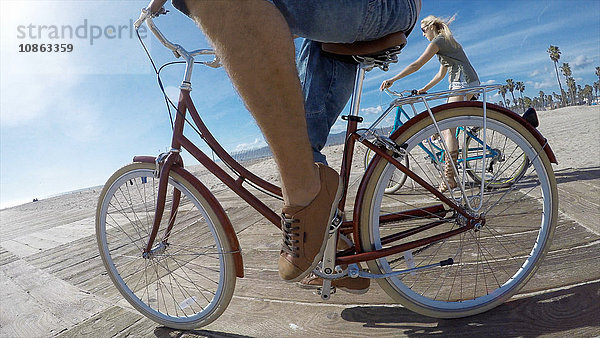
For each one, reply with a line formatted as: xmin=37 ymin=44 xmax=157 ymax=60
xmin=133 ymin=156 xmax=244 ymax=278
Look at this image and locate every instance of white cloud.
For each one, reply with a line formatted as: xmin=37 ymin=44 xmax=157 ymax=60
xmin=165 ymin=86 xmax=181 ymax=103
xmin=529 ymin=69 xmax=542 ymax=77
xmin=360 ymin=106 xmax=383 ymax=115
xmin=531 ymin=79 xmax=558 ymax=90
xmin=234 ymin=137 xmax=267 ymax=152
xmin=1 ymin=1 xmax=152 ymax=126
xmin=572 ymin=55 xmax=593 ymax=69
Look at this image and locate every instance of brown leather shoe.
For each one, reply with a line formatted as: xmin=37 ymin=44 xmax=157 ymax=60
xmin=278 ymin=163 xmax=343 ymax=282
xmin=298 ymin=273 xmax=370 ymax=294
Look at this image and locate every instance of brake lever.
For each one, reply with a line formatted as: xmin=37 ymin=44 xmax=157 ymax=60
xmin=152 ymin=7 xmax=169 ymax=17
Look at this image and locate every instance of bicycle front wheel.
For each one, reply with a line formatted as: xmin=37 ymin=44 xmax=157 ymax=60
xmin=96 ymin=163 xmax=236 ymax=329
xmin=359 ymin=105 xmax=558 ymax=318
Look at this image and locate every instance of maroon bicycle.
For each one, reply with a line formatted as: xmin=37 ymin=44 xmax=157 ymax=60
xmin=95 ymin=8 xmax=558 ymax=329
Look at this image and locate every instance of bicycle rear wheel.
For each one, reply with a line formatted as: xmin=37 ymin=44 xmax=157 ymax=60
xmin=359 ymin=105 xmax=557 ymax=318
xmin=463 ymin=127 xmax=530 ymax=188
xmin=96 ymin=163 xmax=236 ymax=329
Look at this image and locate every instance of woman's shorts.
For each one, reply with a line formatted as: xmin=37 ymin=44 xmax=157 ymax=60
xmin=449 ymin=80 xmax=480 ymax=90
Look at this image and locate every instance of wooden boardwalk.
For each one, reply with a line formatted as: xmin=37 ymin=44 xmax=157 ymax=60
xmin=1 ymin=158 xmax=599 ymax=337
xmin=2 ymin=106 xmax=600 ymax=338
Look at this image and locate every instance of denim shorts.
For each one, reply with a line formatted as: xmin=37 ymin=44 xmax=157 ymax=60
xmin=172 ymin=0 xmax=420 ymax=164
xmin=449 ymin=81 xmax=480 ymax=90
xmin=278 ymin=0 xmax=420 ymax=163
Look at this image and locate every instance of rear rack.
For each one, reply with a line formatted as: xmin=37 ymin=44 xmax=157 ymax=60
xmin=363 ymin=84 xmax=502 ymax=136
xmin=360 ymin=84 xmax=503 ymax=212
xmin=386 ymin=84 xmax=502 ymax=107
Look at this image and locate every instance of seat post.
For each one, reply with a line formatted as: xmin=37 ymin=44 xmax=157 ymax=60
xmin=349 ymin=64 xmax=367 ymax=117
xmin=338 ymin=62 xmax=368 ymax=212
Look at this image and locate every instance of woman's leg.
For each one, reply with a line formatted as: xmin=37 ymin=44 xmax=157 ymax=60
xmin=440 ymin=94 xmax=475 ymax=191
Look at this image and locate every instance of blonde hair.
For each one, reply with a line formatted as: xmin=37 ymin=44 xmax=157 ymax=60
xmin=421 ymin=14 xmax=460 ymax=48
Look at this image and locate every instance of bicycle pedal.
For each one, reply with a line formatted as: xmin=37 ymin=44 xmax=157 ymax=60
xmin=316 ymin=286 xmax=336 ymax=299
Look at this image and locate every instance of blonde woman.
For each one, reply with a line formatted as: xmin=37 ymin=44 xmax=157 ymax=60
xmin=380 ymin=15 xmax=479 ymax=192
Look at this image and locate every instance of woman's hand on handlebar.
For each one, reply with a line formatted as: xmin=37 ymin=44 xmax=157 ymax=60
xmin=380 ymin=79 xmax=395 ymax=91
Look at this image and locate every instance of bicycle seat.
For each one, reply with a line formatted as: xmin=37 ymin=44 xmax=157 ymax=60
xmin=321 ymin=31 xmax=406 ymax=70
xmin=321 ymin=31 xmax=407 ymax=57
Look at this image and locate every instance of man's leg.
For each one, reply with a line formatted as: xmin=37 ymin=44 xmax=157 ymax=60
xmin=297 ymin=39 xmax=356 ymax=164
xmin=184 ymin=0 xmax=343 ymax=282
xmin=185 ymin=0 xmax=320 ymax=208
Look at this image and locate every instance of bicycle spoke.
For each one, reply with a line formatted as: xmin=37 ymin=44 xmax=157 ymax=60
xmin=360 ymin=108 xmax=556 ymax=317
xmin=97 ymin=165 xmax=235 ymax=328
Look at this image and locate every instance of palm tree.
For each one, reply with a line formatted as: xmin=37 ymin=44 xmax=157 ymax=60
xmin=582 ymin=84 xmax=593 ymax=105
xmin=506 ymin=79 xmax=516 ymax=108
xmin=547 ymin=95 xmax=554 ymax=109
xmin=560 ymin=63 xmax=572 ymax=105
xmin=516 ymin=81 xmax=525 ymax=111
xmin=539 ymin=90 xmax=545 ymax=110
xmin=553 ymin=92 xmax=562 ymax=107
xmin=498 ymin=86 xmax=507 ymax=106
xmin=594 ymin=81 xmax=599 ymax=103
xmin=547 ymin=45 xmax=565 ymax=106
xmin=566 ymin=77 xmax=576 ymax=105
xmin=560 ymin=62 xmax=572 ymax=79
xmin=596 ymin=66 xmax=600 ymax=82
xmin=523 ymin=96 xmax=532 ymax=109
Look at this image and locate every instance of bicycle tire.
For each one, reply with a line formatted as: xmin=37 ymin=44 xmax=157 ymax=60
xmin=364 ymin=147 xmax=409 ymax=194
xmin=463 ymin=128 xmax=530 ymax=188
xmin=358 ymin=105 xmax=557 ymax=318
xmin=96 ymin=162 xmax=236 ymax=329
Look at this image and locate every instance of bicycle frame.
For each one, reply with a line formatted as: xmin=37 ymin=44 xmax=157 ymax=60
xmin=140 ymin=75 xmax=480 ymax=260
xmin=135 ymin=13 xmax=556 ymax=275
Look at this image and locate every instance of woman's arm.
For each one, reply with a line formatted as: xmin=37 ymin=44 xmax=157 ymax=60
xmin=418 ymin=64 xmax=447 ymax=93
xmin=380 ymin=42 xmax=439 ymax=90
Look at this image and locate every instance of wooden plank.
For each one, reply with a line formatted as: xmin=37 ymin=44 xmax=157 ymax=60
xmin=0 ymin=268 xmax=65 ymax=337
xmin=0 ymin=260 xmax=111 ymax=333
xmin=0 ymin=247 xmax=19 ymax=267
xmin=557 ymin=178 xmax=600 ymax=234
xmin=55 ymin=306 xmax=148 ymax=338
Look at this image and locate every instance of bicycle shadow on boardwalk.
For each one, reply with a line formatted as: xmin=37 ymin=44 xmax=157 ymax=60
xmin=340 ymin=281 xmax=600 ymax=336
xmin=554 ymin=166 xmax=600 ymax=185
xmin=154 ymin=328 xmax=252 ymax=338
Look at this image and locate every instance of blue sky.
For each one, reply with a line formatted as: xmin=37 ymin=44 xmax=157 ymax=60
xmin=1 ymin=0 xmax=599 ymax=208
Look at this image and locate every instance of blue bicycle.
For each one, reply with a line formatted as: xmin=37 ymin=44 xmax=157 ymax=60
xmin=364 ymin=104 xmax=530 ymax=193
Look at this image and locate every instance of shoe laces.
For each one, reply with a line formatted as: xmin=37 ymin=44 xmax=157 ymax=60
xmin=281 ymin=213 xmax=300 ymax=258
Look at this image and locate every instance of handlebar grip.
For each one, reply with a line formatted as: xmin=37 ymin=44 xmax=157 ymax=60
xmin=134 ymin=8 xmax=149 ymax=29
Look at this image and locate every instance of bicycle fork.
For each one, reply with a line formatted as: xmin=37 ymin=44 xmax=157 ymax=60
xmin=143 ymin=149 xmax=183 ymax=257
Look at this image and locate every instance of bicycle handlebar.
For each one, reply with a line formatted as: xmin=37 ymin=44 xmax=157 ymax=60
xmin=134 ymin=7 xmax=221 ymax=68
xmin=385 ymin=88 xmax=419 ymax=97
